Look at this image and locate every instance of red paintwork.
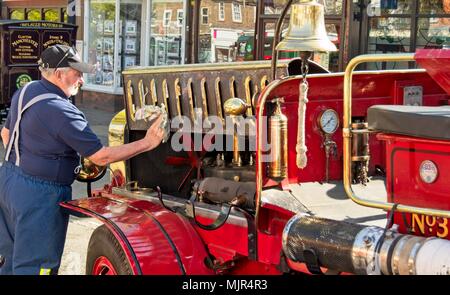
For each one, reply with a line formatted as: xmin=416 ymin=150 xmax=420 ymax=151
xmin=61 ymin=194 xmax=214 ymax=275
xmin=64 ymin=55 xmax=450 ymax=275
xmin=415 ymin=49 xmax=450 ymax=95
xmin=378 ymin=133 xmax=450 ymax=239
xmin=92 ymin=256 xmax=118 ymax=275
xmin=256 ymin=71 xmax=446 ymax=184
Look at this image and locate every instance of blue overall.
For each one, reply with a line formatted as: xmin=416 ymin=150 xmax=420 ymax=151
xmin=0 ymin=80 xmax=102 ymax=275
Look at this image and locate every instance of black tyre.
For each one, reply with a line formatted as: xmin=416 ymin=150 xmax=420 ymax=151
xmin=86 ymin=225 xmax=134 ymax=275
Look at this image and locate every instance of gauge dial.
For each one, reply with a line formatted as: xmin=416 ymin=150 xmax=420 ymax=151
xmin=318 ymin=109 xmax=339 ymax=134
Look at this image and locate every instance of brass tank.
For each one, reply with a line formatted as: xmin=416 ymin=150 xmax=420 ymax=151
xmin=268 ymin=98 xmax=288 ymax=181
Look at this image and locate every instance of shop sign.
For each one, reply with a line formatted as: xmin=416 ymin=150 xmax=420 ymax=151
xmin=15 ymin=74 xmax=33 ymax=89
xmin=43 ymin=31 xmax=71 ymax=49
xmin=10 ymin=30 xmax=40 ymax=64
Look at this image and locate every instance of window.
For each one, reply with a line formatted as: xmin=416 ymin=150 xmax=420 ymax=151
xmin=201 ymin=7 xmax=209 ymax=25
xmin=85 ymin=0 xmax=116 ymax=88
xmin=9 ymin=9 xmax=25 ymax=20
xmin=26 ymin=9 xmax=42 ymax=21
xmin=44 ymin=9 xmax=60 ymax=22
xmin=150 ymin=0 xmax=184 ymax=66
xmin=232 ymin=3 xmax=242 ymax=23
xmin=163 ymin=10 xmax=172 ymax=27
xmin=365 ymin=0 xmax=450 ymax=70
xmin=218 ymin=3 xmax=225 ymax=21
xmin=177 ymin=9 xmax=184 ymax=27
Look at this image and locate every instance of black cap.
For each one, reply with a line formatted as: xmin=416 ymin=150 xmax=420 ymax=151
xmin=39 ymin=44 xmax=95 ymax=73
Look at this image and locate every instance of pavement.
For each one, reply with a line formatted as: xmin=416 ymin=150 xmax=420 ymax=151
xmin=0 ymin=105 xmax=116 ymax=275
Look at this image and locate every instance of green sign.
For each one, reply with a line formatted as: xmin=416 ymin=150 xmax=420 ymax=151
xmin=16 ymin=74 xmax=32 ymax=88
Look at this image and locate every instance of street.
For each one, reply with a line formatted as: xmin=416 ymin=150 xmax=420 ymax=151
xmin=0 ymin=106 xmax=116 ymax=275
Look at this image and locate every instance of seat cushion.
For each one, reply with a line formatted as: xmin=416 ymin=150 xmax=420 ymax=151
xmin=367 ymin=105 xmax=450 ymax=140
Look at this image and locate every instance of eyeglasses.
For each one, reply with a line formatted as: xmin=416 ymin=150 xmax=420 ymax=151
xmin=54 ymin=47 xmax=76 ymax=69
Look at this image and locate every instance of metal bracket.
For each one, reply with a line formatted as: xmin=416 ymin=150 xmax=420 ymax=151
xmin=303 ymin=248 xmax=324 ymax=275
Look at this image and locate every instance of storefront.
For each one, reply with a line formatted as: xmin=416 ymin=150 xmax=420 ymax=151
xmin=82 ymin=0 xmax=186 ymax=92
xmin=2 ymin=1 xmax=449 ymax=112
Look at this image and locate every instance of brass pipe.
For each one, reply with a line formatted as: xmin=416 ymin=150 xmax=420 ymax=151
xmin=270 ymin=0 xmax=294 ymax=80
xmin=256 ymin=79 xmax=284 ymax=224
xmin=126 ymin=80 xmax=135 ymax=122
xmin=343 ymin=53 xmax=450 ymax=218
xmin=233 ymin=132 xmax=241 ymax=166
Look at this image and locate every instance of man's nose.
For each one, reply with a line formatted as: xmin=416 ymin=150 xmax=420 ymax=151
xmin=79 ymin=75 xmax=84 ymax=85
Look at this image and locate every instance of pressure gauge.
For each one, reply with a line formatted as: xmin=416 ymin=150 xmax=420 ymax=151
xmin=318 ymin=109 xmax=339 ymax=134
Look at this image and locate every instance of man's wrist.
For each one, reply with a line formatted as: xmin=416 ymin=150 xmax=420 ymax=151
xmin=137 ymin=138 xmax=152 ymax=152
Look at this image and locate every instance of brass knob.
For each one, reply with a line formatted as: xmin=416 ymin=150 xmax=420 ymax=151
xmin=224 ymin=97 xmax=249 ymax=116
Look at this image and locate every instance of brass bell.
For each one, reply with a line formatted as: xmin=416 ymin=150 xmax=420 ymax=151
xmin=224 ymin=97 xmax=250 ymax=116
xmin=276 ymin=0 xmax=337 ymax=52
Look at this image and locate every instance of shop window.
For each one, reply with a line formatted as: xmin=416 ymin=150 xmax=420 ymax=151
xmin=416 ymin=17 xmax=450 ymax=49
xmin=86 ymin=0 xmax=116 ymax=88
xmin=232 ymin=3 xmax=242 ymax=22
xmin=365 ymin=1 xmax=450 ymax=69
xmin=201 ymin=8 xmax=209 ymax=25
xmin=198 ymin=0 xmax=256 ymax=63
xmin=263 ymin=0 xmax=342 ymax=15
xmin=367 ymin=17 xmax=411 ymax=69
xmin=119 ymin=0 xmax=142 ymax=86
xmin=85 ymin=0 xmax=143 ymax=89
xmin=9 ymin=9 xmax=25 ymax=20
xmin=419 ymin=0 xmax=450 ymax=14
xmin=163 ymin=10 xmax=172 ymax=27
xmin=378 ymin=0 xmax=413 ymax=14
xmin=318 ymin=0 xmax=343 ymax=15
xmin=177 ymin=9 xmax=184 ymax=27
xmin=150 ymin=0 xmax=184 ymax=66
xmin=218 ymin=3 xmax=225 ymax=21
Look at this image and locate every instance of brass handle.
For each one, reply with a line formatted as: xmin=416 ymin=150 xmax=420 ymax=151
xmin=343 ymin=53 xmax=450 ymax=218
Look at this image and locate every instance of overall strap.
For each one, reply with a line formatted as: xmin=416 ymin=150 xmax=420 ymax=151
xmin=5 ymin=82 xmax=61 ymax=166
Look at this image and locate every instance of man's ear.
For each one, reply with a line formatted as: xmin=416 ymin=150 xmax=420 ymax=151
xmin=55 ymin=69 xmax=63 ymax=80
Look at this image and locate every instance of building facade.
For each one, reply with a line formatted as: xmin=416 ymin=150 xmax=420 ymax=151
xmin=1 ymin=0 xmax=449 ymax=112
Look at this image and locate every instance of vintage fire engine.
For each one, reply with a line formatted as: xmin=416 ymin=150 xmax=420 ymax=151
xmin=63 ymin=1 xmax=450 ymax=275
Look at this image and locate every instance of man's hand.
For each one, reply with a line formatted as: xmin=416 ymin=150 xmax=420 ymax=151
xmin=143 ymin=115 xmax=165 ymax=151
xmin=87 ymin=115 xmax=166 ymax=167
xmin=1 ymin=127 xmax=9 ymax=148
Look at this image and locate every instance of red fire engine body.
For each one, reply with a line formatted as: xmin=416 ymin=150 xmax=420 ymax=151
xmin=62 ymin=49 xmax=450 ymax=275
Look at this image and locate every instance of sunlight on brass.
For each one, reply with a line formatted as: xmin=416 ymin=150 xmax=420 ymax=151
xmin=76 ymin=157 xmax=106 ymax=182
xmin=276 ymin=1 xmax=337 ymax=52
xmin=224 ymin=98 xmax=249 ymax=167
xmin=343 ymin=53 xmax=450 ymax=218
xmin=268 ymin=98 xmax=288 ymax=181
xmin=126 ymin=80 xmax=135 ymax=121
xmin=108 ymin=110 xmax=127 ymax=182
xmin=224 ymin=97 xmax=250 ymax=116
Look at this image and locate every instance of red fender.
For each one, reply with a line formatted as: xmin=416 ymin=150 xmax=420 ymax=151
xmin=61 ymin=193 xmax=214 ymax=275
